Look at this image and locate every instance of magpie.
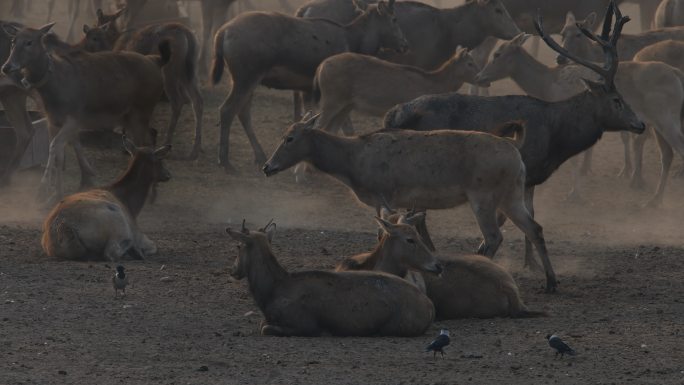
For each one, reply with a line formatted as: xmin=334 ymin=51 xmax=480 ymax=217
xmin=547 ymin=334 xmax=576 ymax=358
xmin=112 ymin=265 xmax=129 ymax=298
xmin=426 ymin=329 xmax=450 ymax=358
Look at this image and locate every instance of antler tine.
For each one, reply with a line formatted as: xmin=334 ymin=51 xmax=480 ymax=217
xmin=380 ymin=195 xmax=395 ymax=213
xmin=534 ymin=10 xmax=607 ymax=79
xmin=241 ymin=219 xmax=247 ymax=233
xmin=600 ymin=1 xmax=615 ymax=41
xmin=263 ymin=218 xmax=274 ymax=231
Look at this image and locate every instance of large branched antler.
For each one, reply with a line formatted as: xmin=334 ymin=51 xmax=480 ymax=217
xmin=534 ymin=0 xmax=630 ymax=89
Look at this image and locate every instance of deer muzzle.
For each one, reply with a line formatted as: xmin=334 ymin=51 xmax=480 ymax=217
xmin=262 ymin=162 xmax=280 ymax=177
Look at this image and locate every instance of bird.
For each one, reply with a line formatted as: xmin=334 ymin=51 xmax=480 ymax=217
xmin=112 ymin=265 xmax=129 ymax=298
xmin=425 ymin=329 xmax=450 ymax=358
xmin=547 ymin=334 xmax=576 ymax=358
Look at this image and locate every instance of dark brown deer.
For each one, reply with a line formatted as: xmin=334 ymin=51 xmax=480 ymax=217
xmin=1 ymin=23 xmax=169 ymax=204
xmin=383 ymin=1 xmax=645 ymax=279
xmin=42 ymin=137 xmax=171 ymax=261
xmin=210 ymin=0 xmax=408 ymax=171
xmin=227 ymin=221 xmax=435 ymax=337
xmin=82 ymin=9 xmax=204 ymax=160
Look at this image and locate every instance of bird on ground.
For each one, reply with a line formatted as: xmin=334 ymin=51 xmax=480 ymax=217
xmin=426 ymin=329 xmax=450 ymax=358
xmin=112 ymin=265 xmax=129 ymax=298
xmin=547 ymin=334 xmax=576 ymax=358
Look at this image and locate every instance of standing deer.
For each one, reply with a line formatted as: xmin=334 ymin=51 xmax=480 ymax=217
xmin=83 ymin=9 xmax=204 ymax=160
xmin=263 ymin=116 xmax=560 ymax=293
xmin=312 ymin=48 xmax=483 ymax=134
xmin=1 ymin=23 xmax=169 ymax=204
xmin=227 ymin=221 xmax=436 ymax=337
xmin=42 ymin=138 xmax=171 ymax=261
xmin=384 ymin=1 xmax=645 ymax=276
xmin=210 ymin=0 xmax=408 ymax=171
xmin=475 ymin=32 xmax=684 ymax=206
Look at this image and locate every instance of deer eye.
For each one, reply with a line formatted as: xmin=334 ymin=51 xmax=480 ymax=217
xmin=406 ymin=238 xmax=415 ymax=244
xmin=495 ymin=8 xmax=503 ymax=14
xmin=575 ymin=33 xmax=582 ymax=38
xmin=285 ymin=136 xmax=294 ymax=143
xmin=493 ymin=53 xmax=500 ymax=59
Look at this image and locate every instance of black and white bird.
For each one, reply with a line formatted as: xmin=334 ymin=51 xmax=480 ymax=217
xmin=426 ymin=329 xmax=450 ymax=358
xmin=547 ymin=334 xmax=576 ymax=358
xmin=112 ymin=265 xmax=129 ymax=298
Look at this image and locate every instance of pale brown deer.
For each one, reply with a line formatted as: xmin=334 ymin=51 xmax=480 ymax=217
xmin=42 ymin=137 xmax=171 ymax=261
xmin=210 ymin=0 xmax=408 ymax=171
xmin=654 ymin=0 xmax=684 ymax=27
xmin=227 ymin=221 xmax=435 ymax=337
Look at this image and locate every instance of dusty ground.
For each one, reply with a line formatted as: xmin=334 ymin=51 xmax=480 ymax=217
xmin=1 ymin=2 xmax=684 ymax=385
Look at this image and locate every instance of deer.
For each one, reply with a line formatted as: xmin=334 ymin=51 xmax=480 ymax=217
xmin=635 ymin=39 xmax=684 ymax=71
xmin=475 ymin=32 xmax=684 ymax=206
xmin=654 ymin=0 xmax=684 ymax=28
xmin=226 ymin=220 xmax=435 ymax=337
xmin=312 ymin=48 xmax=483 ymax=134
xmin=0 ymin=21 xmax=34 ymax=187
xmin=210 ymin=0 xmax=409 ymax=172
xmin=263 ymin=114 xmax=560 ymax=293
xmin=80 ymin=8 xmax=204 ymax=160
xmin=1 ymin=23 xmax=170 ymax=204
xmin=383 ymin=1 xmax=646 ymax=282
xmin=41 ymin=137 xmax=171 ymax=261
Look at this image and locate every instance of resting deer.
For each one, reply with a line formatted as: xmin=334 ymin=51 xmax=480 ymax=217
xmin=475 ymin=32 xmax=684 ymax=206
xmin=210 ymin=0 xmax=408 ymax=172
xmin=384 ymin=1 xmax=645 ymax=280
xmin=227 ymin=220 xmax=435 ymax=337
xmin=312 ymin=48 xmax=483 ymax=134
xmin=263 ymin=115 xmax=559 ymax=292
xmin=79 ymin=9 xmax=204 ymax=160
xmin=1 ymin=23 xmax=170 ymax=204
xmin=42 ymin=137 xmax=171 ymax=261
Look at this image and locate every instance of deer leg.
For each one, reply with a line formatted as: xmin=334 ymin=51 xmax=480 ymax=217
xmin=565 ymin=156 xmax=585 ymax=203
xmin=72 ymin=141 xmax=96 ymax=189
xmin=579 ymin=147 xmax=593 ymax=176
xmin=237 ymin=93 xmax=267 ymax=166
xmin=502 ymin=186 xmax=556 ymax=293
xmin=469 ymin=195 xmax=503 ymax=258
xmin=218 ymin=77 xmax=259 ymax=172
xmin=162 ymin=77 xmax=183 ymax=151
xmin=198 ymin=1 xmax=214 ymax=78
xmin=184 ymin=78 xmax=204 ymax=160
xmin=645 ymin=128 xmax=677 ymax=207
xmin=629 ymin=130 xmax=649 ymax=190
xmin=618 ymin=132 xmax=633 ymax=179
xmin=39 ymin=119 xmax=79 ymax=205
xmin=522 ymin=186 xmax=543 ymax=273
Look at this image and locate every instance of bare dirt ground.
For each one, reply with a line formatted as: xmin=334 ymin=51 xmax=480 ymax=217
xmin=2 ymin=2 xmax=684 ymax=385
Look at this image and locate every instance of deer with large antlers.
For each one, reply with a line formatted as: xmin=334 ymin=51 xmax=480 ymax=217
xmin=384 ymin=1 xmax=645 ymax=283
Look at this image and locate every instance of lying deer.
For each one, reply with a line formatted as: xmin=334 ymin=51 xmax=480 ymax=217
xmin=475 ymin=32 xmax=684 ymax=206
xmin=383 ymin=1 xmax=645 ymax=282
xmin=227 ymin=221 xmax=435 ymax=337
xmin=312 ymin=48 xmax=483 ymax=134
xmin=263 ymin=114 xmax=559 ymax=292
xmin=1 ymin=23 xmax=169 ymax=204
xmin=80 ymin=9 xmax=204 ymax=160
xmin=42 ymin=137 xmax=171 ymax=261
xmin=211 ymin=0 xmax=408 ymax=172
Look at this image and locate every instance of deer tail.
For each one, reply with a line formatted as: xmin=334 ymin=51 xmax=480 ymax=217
xmin=211 ymin=29 xmax=225 ymax=86
xmin=491 ymin=120 xmax=526 ymax=150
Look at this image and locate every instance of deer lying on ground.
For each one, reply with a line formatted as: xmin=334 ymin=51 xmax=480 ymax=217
xmin=210 ymin=0 xmax=408 ymax=172
xmin=79 ymin=9 xmax=204 ymax=160
xmin=0 ymin=21 xmax=34 ymax=187
xmin=312 ymin=48 xmax=483 ymax=134
xmin=227 ymin=221 xmax=435 ymax=337
xmin=475 ymin=32 xmax=684 ymax=206
xmin=654 ymin=0 xmax=684 ymax=28
xmin=263 ymin=114 xmax=559 ymax=292
xmin=338 ymin=208 xmax=544 ymax=319
xmin=1 ymin=23 xmax=169 ymax=204
xmin=384 ymin=1 xmax=645 ymax=280
xmin=42 ymin=137 xmax=171 ymax=261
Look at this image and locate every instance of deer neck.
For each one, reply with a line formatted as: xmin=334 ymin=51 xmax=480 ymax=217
xmin=344 ymin=15 xmax=380 ymax=55
xmin=443 ymin=4 xmax=487 ymax=48
xmin=21 ymin=51 xmax=53 ymax=90
xmin=508 ymin=50 xmax=559 ymax=100
xmin=245 ymin=244 xmax=288 ymax=310
xmin=106 ymin=158 xmax=154 ymax=219
xmin=308 ymin=130 xmax=356 ymax=180
xmin=428 ymin=60 xmax=466 ymax=91
xmin=553 ymin=92 xmax=606 ymax=159
xmin=372 ymin=238 xmax=407 ymax=277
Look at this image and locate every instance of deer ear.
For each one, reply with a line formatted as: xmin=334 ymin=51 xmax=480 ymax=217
xmin=226 ymin=228 xmax=252 ymax=244
xmin=302 ymin=112 xmax=320 ymax=128
xmin=38 ymin=22 xmax=56 ymax=36
xmin=374 ymin=216 xmax=396 ymax=235
xmin=583 ymin=12 xmax=597 ymax=29
xmin=114 ymin=7 xmax=127 ymax=19
xmin=379 ymin=207 xmax=393 ymax=220
xmin=153 ymin=144 xmax=172 ymax=158
xmin=83 ymin=24 xmax=90 ymax=34
xmin=565 ymin=11 xmax=576 ymax=26
xmin=1 ymin=23 xmax=19 ymax=38
xmin=96 ymin=8 xmax=104 ymax=19
xmin=122 ymin=136 xmax=137 ymax=156
xmin=264 ymin=223 xmax=276 ymax=243
xmin=101 ymin=22 xmax=111 ymax=32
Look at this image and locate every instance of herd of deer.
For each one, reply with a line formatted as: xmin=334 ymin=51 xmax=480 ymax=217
xmin=2 ymin=0 xmax=683 ymax=337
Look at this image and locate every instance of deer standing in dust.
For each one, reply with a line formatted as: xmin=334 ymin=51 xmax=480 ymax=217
xmin=80 ymin=8 xmax=204 ymax=160
xmin=42 ymin=137 xmax=171 ymax=261
xmin=475 ymin=32 xmax=684 ymax=206
xmin=227 ymin=221 xmax=435 ymax=337
xmin=210 ymin=0 xmax=408 ymax=172
xmin=263 ymin=115 xmax=560 ymax=293
xmin=1 ymin=23 xmax=169 ymax=204
xmin=384 ymin=1 xmax=645 ymax=282
xmin=312 ymin=48 xmax=484 ymax=134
